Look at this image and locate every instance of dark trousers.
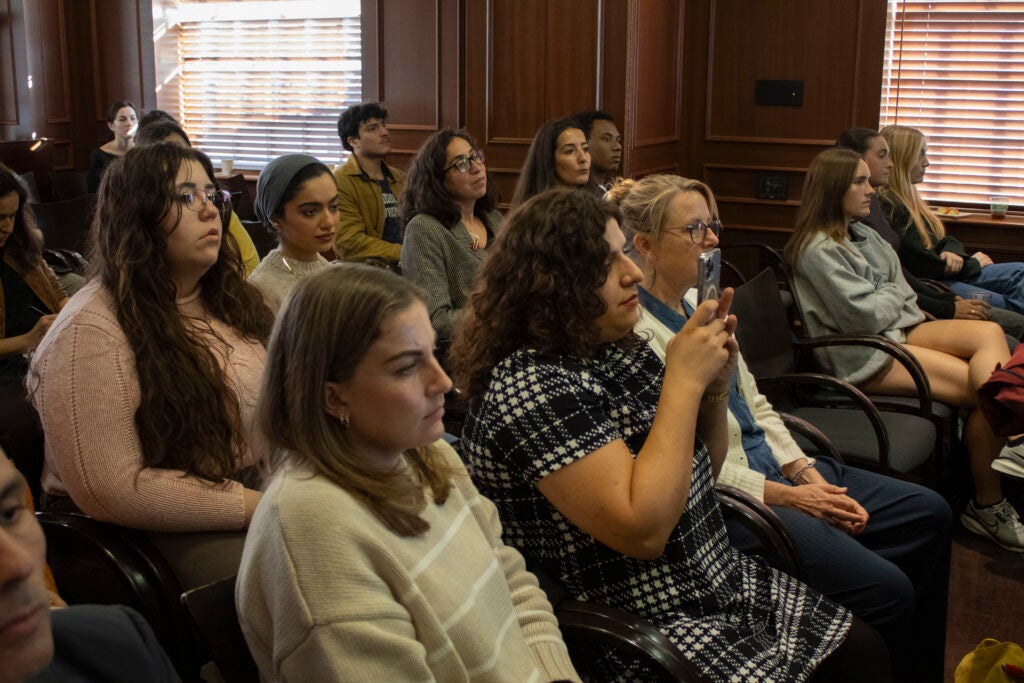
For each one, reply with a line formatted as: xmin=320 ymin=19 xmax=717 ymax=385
xmin=730 ymin=457 xmax=952 ymax=683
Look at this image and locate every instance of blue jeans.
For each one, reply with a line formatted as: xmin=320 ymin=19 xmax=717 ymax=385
xmin=947 ymin=261 xmax=1024 ymax=313
xmin=727 ymin=458 xmax=951 ymax=683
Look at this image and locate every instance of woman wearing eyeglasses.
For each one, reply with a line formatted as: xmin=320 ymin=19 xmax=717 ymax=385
xmin=618 ymin=174 xmax=951 ymax=682
xmin=30 ymin=143 xmax=274 ymax=588
xmin=249 ymin=154 xmax=337 ymax=314
xmin=400 ymin=129 xmax=501 ymax=339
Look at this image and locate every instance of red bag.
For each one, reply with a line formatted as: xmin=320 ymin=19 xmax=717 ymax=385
xmin=979 ymin=346 xmax=1024 ymax=436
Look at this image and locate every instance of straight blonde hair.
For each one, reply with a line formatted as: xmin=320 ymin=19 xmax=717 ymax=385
xmin=878 ymin=125 xmax=945 ymax=248
xmin=258 ymin=264 xmax=453 ymax=536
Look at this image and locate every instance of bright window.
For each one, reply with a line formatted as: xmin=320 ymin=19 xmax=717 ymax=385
xmin=880 ymin=1 xmax=1024 ymax=206
xmin=152 ymin=0 xmax=361 ymax=171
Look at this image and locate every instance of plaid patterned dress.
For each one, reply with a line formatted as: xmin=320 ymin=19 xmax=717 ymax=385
xmin=461 ymin=344 xmax=852 ymax=683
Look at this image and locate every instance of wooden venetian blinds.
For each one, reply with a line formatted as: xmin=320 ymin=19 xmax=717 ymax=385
xmin=159 ymin=0 xmax=361 ymax=171
xmin=880 ymin=1 xmax=1024 ymax=206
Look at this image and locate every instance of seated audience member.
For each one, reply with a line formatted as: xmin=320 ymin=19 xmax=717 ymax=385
xmin=135 ymin=117 xmax=261 ymax=276
xmin=836 ymin=127 xmax=1024 ymax=347
xmin=0 ymin=449 xmax=180 ymax=683
xmin=333 ymin=102 xmax=406 ymax=266
xmin=237 ymin=264 xmax=580 ymax=682
xmin=509 ymin=118 xmax=592 ymax=209
xmin=248 ymin=154 xmax=336 ymax=313
xmin=616 ymin=173 xmax=951 ymax=682
xmin=878 ymin=125 xmax=1024 ymax=313
xmin=29 ymin=144 xmax=274 ymax=589
xmin=137 ymin=108 xmax=177 ymax=131
xmin=452 ymin=188 xmax=892 ymax=682
xmin=0 ymin=165 xmax=66 ymax=492
xmin=571 ymin=110 xmax=622 ymax=191
xmin=783 ymin=148 xmax=1024 ymax=552
xmin=400 ymin=129 xmax=501 ymax=339
xmin=87 ymin=100 xmax=138 ymax=193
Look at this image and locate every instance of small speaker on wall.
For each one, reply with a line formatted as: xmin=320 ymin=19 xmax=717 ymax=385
xmin=755 ymin=80 xmax=804 ymax=107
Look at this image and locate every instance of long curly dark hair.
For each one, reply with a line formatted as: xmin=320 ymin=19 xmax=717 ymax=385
xmin=400 ymin=128 xmax=497 ymax=229
xmin=450 ymin=187 xmax=633 ymax=399
xmin=0 ymin=163 xmax=42 ymax=271
xmin=89 ymin=143 xmax=274 ymax=482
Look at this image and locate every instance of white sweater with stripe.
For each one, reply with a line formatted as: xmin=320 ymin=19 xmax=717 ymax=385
xmin=236 ymin=441 xmax=580 ymax=682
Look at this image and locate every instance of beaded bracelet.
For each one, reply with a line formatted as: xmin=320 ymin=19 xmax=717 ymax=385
xmin=701 ymin=389 xmax=730 ymax=403
xmin=790 ymin=461 xmax=816 ymax=485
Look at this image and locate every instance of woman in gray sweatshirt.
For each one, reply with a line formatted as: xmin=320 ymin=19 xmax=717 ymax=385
xmin=783 ymin=148 xmax=1024 ymax=553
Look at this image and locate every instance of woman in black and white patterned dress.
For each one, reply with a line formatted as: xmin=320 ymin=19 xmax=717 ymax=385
xmin=450 ymin=187 xmax=891 ymax=682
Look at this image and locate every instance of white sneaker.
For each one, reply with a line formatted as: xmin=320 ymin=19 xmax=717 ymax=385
xmin=962 ymin=499 xmax=1024 ymax=553
xmin=999 ymin=440 xmax=1024 ymax=469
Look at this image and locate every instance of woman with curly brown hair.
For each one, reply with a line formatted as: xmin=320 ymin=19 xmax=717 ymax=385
xmin=30 ymin=143 xmax=275 ymax=587
xmin=400 ymin=128 xmax=501 ymax=339
xmin=451 ymin=187 xmax=890 ymax=682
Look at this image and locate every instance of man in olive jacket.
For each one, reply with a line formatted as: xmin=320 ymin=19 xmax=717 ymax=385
xmin=333 ymin=102 xmax=406 ymax=266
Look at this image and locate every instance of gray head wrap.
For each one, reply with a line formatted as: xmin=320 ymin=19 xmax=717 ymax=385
xmin=254 ymin=153 xmax=325 ymax=227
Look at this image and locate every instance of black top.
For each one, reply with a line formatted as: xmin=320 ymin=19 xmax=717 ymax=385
xmin=87 ymin=148 xmax=118 ymax=194
xmin=0 ymin=250 xmax=45 ymax=382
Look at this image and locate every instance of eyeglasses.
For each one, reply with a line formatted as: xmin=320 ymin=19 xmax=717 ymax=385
xmin=176 ymin=189 xmax=231 ymax=213
xmin=444 ymin=150 xmax=486 ymax=174
xmin=664 ymin=219 xmax=722 ymax=244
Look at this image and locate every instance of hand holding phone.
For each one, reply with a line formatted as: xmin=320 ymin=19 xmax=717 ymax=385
xmin=696 ymin=248 xmax=722 ymax=305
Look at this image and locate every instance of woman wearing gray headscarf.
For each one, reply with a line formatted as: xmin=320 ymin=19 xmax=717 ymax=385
xmin=249 ymin=154 xmax=338 ymax=313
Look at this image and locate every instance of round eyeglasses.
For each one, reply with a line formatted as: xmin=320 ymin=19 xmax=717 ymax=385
xmin=444 ymin=150 xmax=486 ymax=174
xmin=664 ymin=219 xmax=722 ymax=244
xmin=177 ymin=189 xmax=232 ymax=213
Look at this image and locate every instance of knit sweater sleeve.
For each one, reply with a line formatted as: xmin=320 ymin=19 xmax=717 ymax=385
xmin=734 ymin=352 xmax=806 ymax=470
xmin=32 ymin=298 xmax=247 ymax=531
xmin=401 ymin=214 xmax=462 ymax=339
xmin=448 ymin=447 xmax=581 ymax=683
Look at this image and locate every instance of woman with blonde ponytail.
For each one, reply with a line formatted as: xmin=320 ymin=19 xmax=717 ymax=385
xmin=237 ymin=263 xmax=578 ymax=683
xmin=878 ymin=125 xmax=1024 ymax=312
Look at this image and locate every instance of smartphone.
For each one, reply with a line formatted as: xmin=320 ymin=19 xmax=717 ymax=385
xmin=697 ymin=248 xmax=721 ymax=305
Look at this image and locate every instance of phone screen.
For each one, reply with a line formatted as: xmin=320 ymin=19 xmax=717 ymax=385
xmin=697 ymin=248 xmax=722 ymax=304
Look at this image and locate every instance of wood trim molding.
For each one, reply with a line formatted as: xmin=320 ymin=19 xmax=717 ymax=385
xmin=1 ymin=0 xmax=18 ymax=126
xmin=42 ymin=0 xmax=71 ymax=124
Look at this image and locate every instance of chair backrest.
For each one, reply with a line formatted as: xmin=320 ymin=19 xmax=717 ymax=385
xmin=37 ymin=511 xmax=197 ymax=678
xmin=730 ymin=267 xmax=797 ymax=378
xmin=240 ymin=219 xmax=276 ymax=259
xmin=181 ymin=576 xmax=259 ymax=683
xmin=29 ymin=194 xmax=96 ymax=252
xmin=218 ymin=173 xmax=256 ymax=221
xmin=49 ymin=170 xmax=89 ymax=201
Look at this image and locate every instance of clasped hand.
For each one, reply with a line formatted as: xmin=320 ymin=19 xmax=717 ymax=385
xmin=786 ymin=482 xmax=869 ymax=535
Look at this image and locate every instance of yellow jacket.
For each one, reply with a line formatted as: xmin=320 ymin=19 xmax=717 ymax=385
xmin=332 ymin=155 xmax=406 ymax=263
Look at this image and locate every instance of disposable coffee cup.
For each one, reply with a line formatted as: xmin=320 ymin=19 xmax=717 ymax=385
xmin=990 ymin=195 xmax=1010 ymax=219
xmin=221 ymin=159 xmax=235 ymax=175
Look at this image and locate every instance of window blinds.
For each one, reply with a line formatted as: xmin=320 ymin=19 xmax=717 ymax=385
xmin=880 ymin=1 xmax=1024 ymax=206
xmin=157 ymin=1 xmax=361 ymax=172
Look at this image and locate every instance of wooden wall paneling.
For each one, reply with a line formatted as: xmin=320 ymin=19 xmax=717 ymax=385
xmin=624 ymin=0 xmax=684 ymax=177
xmin=543 ymin=0 xmax=600 ymax=121
xmin=374 ymin=0 xmax=462 ymax=170
xmin=682 ymin=0 xmax=888 ymax=243
xmin=0 ymin=0 xmax=20 ymax=128
xmin=38 ymin=0 xmax=70 ymax=124
xmin=89 ymin=0 xmax=153 ymax=122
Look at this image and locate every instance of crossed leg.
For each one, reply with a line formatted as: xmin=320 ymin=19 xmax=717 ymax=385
xmin=862 ymin=320 xmax=1009 ymax=504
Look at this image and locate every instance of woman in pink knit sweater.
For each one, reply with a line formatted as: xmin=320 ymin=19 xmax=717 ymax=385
xmin=29 ymin=143 xmax=274 ymax=588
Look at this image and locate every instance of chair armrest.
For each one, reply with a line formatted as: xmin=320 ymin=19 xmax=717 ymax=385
xmin=716 ymin=485 xmax=803 ymax=578
xmin=556 ymin=599 xmax=704 ymax=682
xmin=919 ymin=277 xmax=955 ymax=295
xmin=755 ymin=373 xmax=890 ymax=470
xmin=777 ymin=412 xmax=845 ymax=464
xmin=795 ymin=333 xmax=932 ymax=416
